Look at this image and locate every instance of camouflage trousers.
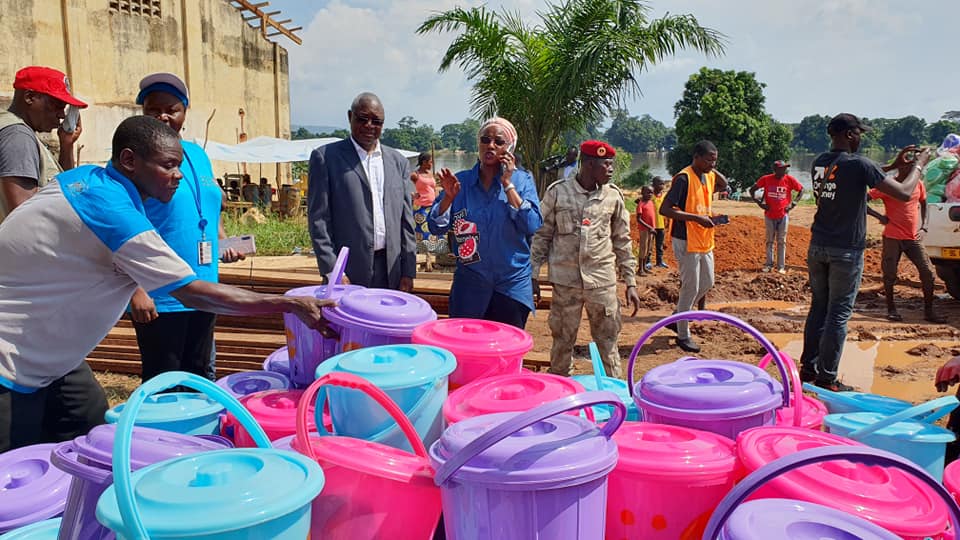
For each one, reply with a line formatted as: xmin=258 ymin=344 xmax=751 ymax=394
xmin=547 ymin=283 xmax=623 ymax=378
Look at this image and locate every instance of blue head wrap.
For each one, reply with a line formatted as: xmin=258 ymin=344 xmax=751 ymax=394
xmin=136 ymin=82 xmax=189 ymax=107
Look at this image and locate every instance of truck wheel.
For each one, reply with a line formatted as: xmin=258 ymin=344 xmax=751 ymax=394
xmin=935 ymin=263 xmax=960 ymax=300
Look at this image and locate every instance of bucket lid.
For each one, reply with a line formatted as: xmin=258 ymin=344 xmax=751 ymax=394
xmin=215 ymin=370 xmax=290 ymax=398
xmin=95 ymin=449 xmax=324 ymax=537
xmin=70 ymin=424 xmax=229 ymax=471
xmin=637 ymin=359 xmax=782 ymax=417
xmin=106 ymin=392 xmax=225 ymax=425
xmin=236 ymin=390 xmax=314 ymax=431
xmin=0 ymin=518 xmax=62 ymax=539
xmin=293 ymin=434 xmax=435 ymax=485
xmin=776 ymin=395 xmax=827 ymax=429
xmin=443 ymin=373 xmax=585 ymax=424
xmin=262 ymin=346 xmax=290 ymax=377
xmin=430 ymin=411 xmax=618 ymax=487
xmin=722 ymin=499 xmax=900 ymax=539
xmin=612 ymin=422 xmax=737 ymax=481
xmin=284 ymin=283 xmax=363 ymax=301
xmin=410 ymin=318 xmax=533 ymax=358
xmin=736 ymin=426 xmax=949 ymax=537
xmin=824 ymin=411 xmax=956 ymax=443
xmin=325 ymin=344 xmax=456 ymax=389
xmin=322 ymin=289 xmax=437 ymax=336
xmin=0 ymin=444 xmax=70 ymax=532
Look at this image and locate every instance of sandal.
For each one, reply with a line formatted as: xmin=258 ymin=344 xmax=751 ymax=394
xmin=886 ymin=312 xmax=903 ymax=322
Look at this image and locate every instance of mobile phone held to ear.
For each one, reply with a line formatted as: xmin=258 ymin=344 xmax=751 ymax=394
xmin=62 ymin=105 xmax=80 ymax=133
xmin=500 ymin=141 xmax=517 ymax=174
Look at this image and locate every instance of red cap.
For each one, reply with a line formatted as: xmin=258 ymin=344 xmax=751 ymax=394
xmin=580 ymin=140 xmax=616 ymax=158
xmin=13 ymin=66 xmax=87 ymax=108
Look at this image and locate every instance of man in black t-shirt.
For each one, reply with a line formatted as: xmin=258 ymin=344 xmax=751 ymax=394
xmin=800 ymin=113 xmax=931 ymax=392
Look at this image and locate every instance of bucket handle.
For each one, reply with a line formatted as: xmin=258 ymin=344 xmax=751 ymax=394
xmin=757 ymin=350 xmax=804 ymax=427
xmin=626 ymin=311 xmax=793 ymax=412
xmin=295 ymin=372 xmax=429 ymax=459
xmin=50 ymin=443 xmax=112 ymax=484
xmin=322 ymin=246 xmax=349 ymax=298
xmin=845 ymin=395 xmax=960 ymax=440
xmin=434 ymin=391 xmax=626 ymax=486
xmin=701 ymin=445 xmax=960 ymax=539
xmin=112 ymin=371 xmax=272 ymax=540
xmin=801 ymin=382 xmax=874 ymax=410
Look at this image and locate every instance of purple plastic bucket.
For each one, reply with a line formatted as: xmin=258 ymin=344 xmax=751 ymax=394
xmin=0 ymin=444 xmax=71 ymax=534
xmin=322 ymin=289 xmax=437 ymax=354
xmin=215 ymin=370 xmax=291 ymax=398
xmin=628 ymin=311 xmax=795 ymax=441
xmin=262 ymin=346 xmax=291 ymax=379
xmin=283 ymin=284 xmax=363 ymax=387
xmin=430 ymin=392 xmax=626 ymax=539
xmin=49 ymin=424 xmax=230 ymax=540
xmin=704 ymin=446 xmax=960 ymax=540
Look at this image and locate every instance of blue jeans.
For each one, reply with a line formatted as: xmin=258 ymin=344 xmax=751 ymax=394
xmin=800 ymin=244 xmax=864 ymax=383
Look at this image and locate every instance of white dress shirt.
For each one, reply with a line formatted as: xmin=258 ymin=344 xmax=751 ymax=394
xmin=350 ymin=137 xmax=386 ymax=251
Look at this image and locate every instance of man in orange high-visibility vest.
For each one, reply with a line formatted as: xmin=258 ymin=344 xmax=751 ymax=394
xmin=660 ymin=140 xmax=728 ymax=353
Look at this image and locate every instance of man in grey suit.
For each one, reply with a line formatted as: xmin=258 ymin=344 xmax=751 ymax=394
xmin=308 ymin=92 xmax=416 ymax=291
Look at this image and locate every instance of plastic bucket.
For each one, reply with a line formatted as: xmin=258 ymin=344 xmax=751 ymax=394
xmin=50 ymin=425 xmax=230 ymax=540
xmin=316 ymin=344 xmax=455 ymax=452
xmin=95 ymin=371 xmax=325 ymax=540
xmin=221 ymin=389 xmax=316 ymax=447
xmin=262 ymin=346 xmax=291 ymax=379
xmin=0 ymin=518 xmax=61 ymax=539
xmin=705 ymin=446 xmax=960 ymax=539
xmin=736 ymin=425 xmax=952 ymax=539
xmin=804 ymin=383 xmax=924 ymax=416
xmin=628 ymin=311 xmax=800 ymax=440
xmin=215 ymin=370 xmax=290 ymax=398
xmin=605 ymin=422 xmax=738 ymax=540
xmin=823 ymin=395 xmax=958 ymax=481
xmin=945 ymin=460 xmax=960 ymax=505
xmin=293 ymin=372 xmax=441 ymax=539
xmin=572 ymin=342 xmax=639 ymax=423
xmin=322 ymin=289 xmax=437 ymax=355
xmin=758 ymin=351 xmax=826 ymax=430
xmin=431 ymin=392 xmax=626 ymax=539
xmin=283 ymin=284 xmax=363 ymax=388
xmin=443 ymin=372 xmax=589 ymax=425
xmin=411 ymin=318 xmax=532 ymax=390
xmin=0 ymin=444 xmax=71 ymax=534
xmin=105 ymin=392 xmax=224 ymax=436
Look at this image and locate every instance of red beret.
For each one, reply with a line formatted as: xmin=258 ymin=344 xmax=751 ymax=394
xmin=580 ymin=140 xmax=615 ymax=159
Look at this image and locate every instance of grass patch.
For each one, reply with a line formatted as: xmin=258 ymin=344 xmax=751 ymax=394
xmin=222 ymin=214 xmax=311 ymax=256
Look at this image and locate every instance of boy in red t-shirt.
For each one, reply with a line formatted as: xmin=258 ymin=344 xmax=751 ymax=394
xmin=749 ymin=160 xmax=804 ymax=273
xmin=635 ymin=186 xmax=656 ymax=273
xmin=868 ymin=178 xmax=945 ymax=323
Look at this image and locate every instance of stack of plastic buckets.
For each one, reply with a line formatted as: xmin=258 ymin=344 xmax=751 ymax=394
xmin=93 ymin=372 xmax=325 ymax=539
xmin=316 ymin=344 xmax=456 ymax=452
xmin=443 ymin=372 xmax=589 ymax=425
xmin=262 ymin=346 xmax=291 ymax=379
xmin=220 ymin=389 xmax=316 ymax=447
xmin=430 ymin=392 xmax=626 ymax=539
xmin=283 ymin=283 xmax=363 ymax=387
xmin=0 ymin=444 xmax=71 ymax=535
xmin=105 ymin=392 xmax=224 ymax=436
xmin=411 ymin=318 xmax=533 ymax=390
xmin=322 ymin=288 xmax=437 ymax=354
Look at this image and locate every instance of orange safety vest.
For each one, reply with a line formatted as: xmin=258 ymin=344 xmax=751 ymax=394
xmin=679 ymin=165 xmax=716 ymax=253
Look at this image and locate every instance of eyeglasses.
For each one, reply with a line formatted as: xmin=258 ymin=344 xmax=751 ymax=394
xmin=479 ymin=135 xmax=508 ymax=147
xmin=353 ymin=115 xmax=384 ymax=127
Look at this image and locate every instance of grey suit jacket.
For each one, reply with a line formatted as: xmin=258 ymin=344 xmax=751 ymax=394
xmin=307 ymin=138 xmax=416 ymax=288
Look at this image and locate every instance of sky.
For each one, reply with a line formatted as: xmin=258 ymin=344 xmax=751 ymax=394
xmin=264 ymin=0 xmax=953 ymax=131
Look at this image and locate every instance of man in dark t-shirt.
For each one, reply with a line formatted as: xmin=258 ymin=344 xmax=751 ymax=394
xmin=800 ymin=113 xmax=931 ymax=391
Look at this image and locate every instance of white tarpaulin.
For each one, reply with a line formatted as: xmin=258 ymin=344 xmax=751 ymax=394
xmin=196 ymin=136 xmax=419 ymax=163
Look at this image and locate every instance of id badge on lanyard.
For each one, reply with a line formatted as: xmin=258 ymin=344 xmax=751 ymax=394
xmin=184 ymin=152 xmax=213 ymax=266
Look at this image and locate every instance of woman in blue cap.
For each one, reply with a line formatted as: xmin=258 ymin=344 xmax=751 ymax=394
xmin=128 ymin=73 xmax=244 ymax=382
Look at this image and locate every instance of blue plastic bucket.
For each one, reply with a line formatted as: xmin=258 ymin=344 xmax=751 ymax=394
xmin=105 ymin=392 xmax=224 ymax=436
xmin=0 ymin=518 xmax=61 ymax=539
xmin=95 ymin=372 xmax=325 ymax=540
xmin=316 ymin=344 xmax=456 ymax=452
xmin=803 ymin=383 xmax=924 ymax=417
xmin=572 ymin=343 xmax=639 ymax=422
xmin=824 ymin=395 xmax=958 ymax=482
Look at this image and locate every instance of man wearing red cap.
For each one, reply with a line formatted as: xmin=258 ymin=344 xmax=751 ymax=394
xmin=0 ymin=66 xmax=86 ymax=223
xmin=749 ymin=160 xmax=804 ymax=274
xmin=531 ymin=140 xmax=640 ymax=378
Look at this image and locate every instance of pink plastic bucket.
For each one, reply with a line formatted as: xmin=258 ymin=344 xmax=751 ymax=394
xmin=606 ymin=422 xmax=738 ymax=540
xmin=758 ymin=351 xmax=827 ymax=430
xmin=737 ymin=426 xmax=952 ymax=539
xmin=443 ymin=373 xmax=589 ymax=425
xmin=946 ymin=460 xmax=960 ymax=505
xmin=411 ymin=318 xmax=532 ymax=390
xmin=294 ymin=372 xmax=441 ymax=539
xmin=221 ymin=389 xmax=316 ymax=447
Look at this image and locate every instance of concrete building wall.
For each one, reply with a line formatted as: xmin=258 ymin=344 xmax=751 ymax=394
xmin=0 ymin=0 xmax=291 ymax=181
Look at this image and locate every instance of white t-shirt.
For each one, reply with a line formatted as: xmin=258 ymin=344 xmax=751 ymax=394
xmin=0 ymin=164 xmax=197 ymax=390
xmin=350 ymin=137 xmax=386 ymax=250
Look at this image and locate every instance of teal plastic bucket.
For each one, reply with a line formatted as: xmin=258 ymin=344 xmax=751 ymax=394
xmin=0 ymin=518 xmax=61 ymax=539
xmin=316 ymin=344 xmax=456 ymax=453
xmin=95 ymin=372 xmax=325 ymax=540
xmin=571 ymin=343 xmax=638 ymax=422
xmin=803 ymin=383 xmax=921 ymax=417
xmin=823 ymin=395 xmax=958 ymax=482
xmin=105 ymin=392 xmax=223 ymax=436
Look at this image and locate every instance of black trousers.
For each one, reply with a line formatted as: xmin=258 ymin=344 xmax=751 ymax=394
xmin=133 ymin=310 xmax=217 ymax=382
xmin=0 ymin=362 xmax=108 ymax=452
xmin=483 ymin=291 xmax=531 ymax=329
xmin=654 ymin=228 xmax=666 ymax=265
xmin=371 ymin=249 xmax=389 ymax=288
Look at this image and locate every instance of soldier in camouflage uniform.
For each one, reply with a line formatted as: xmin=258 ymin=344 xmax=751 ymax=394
xmin=531 ymin=140 xmax=640 ymax=378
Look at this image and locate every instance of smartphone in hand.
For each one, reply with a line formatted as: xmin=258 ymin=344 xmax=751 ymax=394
xmin=713 ymin=215 xmax=730 ymax=225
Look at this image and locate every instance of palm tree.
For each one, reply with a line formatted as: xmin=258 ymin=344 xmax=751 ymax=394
xmin=417 ymin=0 xmax=726 ymax=194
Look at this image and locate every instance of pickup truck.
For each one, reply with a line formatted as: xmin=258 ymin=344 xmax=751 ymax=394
xmin=923 ymin=201 xmax=960 ymax=299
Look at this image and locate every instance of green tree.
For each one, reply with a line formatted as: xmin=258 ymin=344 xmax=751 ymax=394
xmin=927 ymin=120 xmax=960 ymax=146
xmin=880 ymin=115 xmax=926 ymax=151
xmin=791 ymin=114 xmax=830 ymax=153
xmin=667 ymin=68 xmax=791 ymax=192
xmin=417 ymin=0 xmax=725 ymax=194
xmin=381 ymin=116 xmax=441 ymax=152
xmin=621 ymin=163 xmax=653 ymax=188
xmin=292 ymin=126 xmax=316 ymax=140
xmin=605 ymin=110 xmax=670 ymax=153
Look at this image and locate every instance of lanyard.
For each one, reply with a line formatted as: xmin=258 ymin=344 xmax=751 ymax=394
xmin=181 ymin=151 xmax=208 ymax=241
